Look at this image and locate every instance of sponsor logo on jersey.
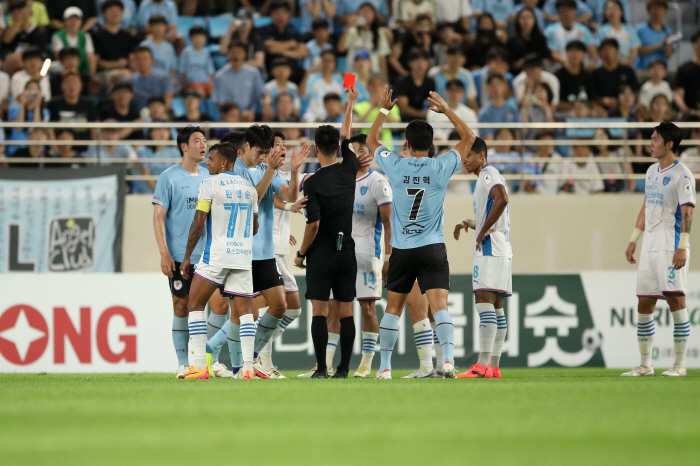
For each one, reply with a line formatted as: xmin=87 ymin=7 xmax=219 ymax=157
xmin=484 ymin=174 xmax=492 ymax=185
xmin=402 ymin=222 xmax=425 ymax=235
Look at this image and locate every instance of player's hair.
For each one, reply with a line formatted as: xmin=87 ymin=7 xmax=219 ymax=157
xmin=349 ymin=133 xmax=367 ymax=146
xmin=314 ymin=125 xmax=340 ymax=156
xmin=245 ymin=124 xmax=274 ymax=152
xmin=405 ymin=120 xmax=434 ymax=152
xmin=445 ymin=79 xmax=464 ymax=91
xmin=177 ymin=125 xmax=205 ymax=157
xmin=470 ymin=137 xmax=488 ymax=160
xmin=273 ymin=130 xmax=286 ymax=141
xmin=210 ymin=143 xmax=238 ymax=167
xmin=220 ymin=131 xmax=246 ymax=153
xmin=653 ymin=121 xmax=682 ymax=154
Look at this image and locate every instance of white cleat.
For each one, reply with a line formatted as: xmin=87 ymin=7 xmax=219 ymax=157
xmin=212 ymin=362 xmax=233 ymax=378
xmin=232 ymin=370 xmax=242 ymax=379
xmin=621 ymin=366 xmax=655 ymax=377
xmin=267 ymin=366 xmax=287 ymax=379
xmin=442 ymin=362 xmax=456 ymax=378
xmin=297 ymin=366 xmax=317 ymax=378
xmin=375 ymin=369 xmax=392 ymax=379
xmin=662 ymin=365 xmax=687 ymax=377
xmin=353 ymin=366 xmax=371 ymax=378
xmin=175 ymin=365 xmax=188 ymax=379
xmin=402 ymin=369 xmax=436 ymax=379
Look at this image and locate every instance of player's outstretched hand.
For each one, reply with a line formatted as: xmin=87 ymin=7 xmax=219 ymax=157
xmin=268 ymin=146 xmax=285 ymax=170
xmin=161 ymin=252 xmax=176 ymax=278
xmin=475 ymin=229 xmax=495 ymax=251
xmin=625 ymin=243 xmax=637 ymax=264
xmin=345 ymin=86 xmax=359 ymax=103
xmin=381 ymin=85 xmax=398 ymax=111
xmin=289 ymin=235 xmax=297 ymax=246
xmin=290 ymin=143 xmax=310 ymax=171
xmin=673 ymin=248 xmax=687 ymax=270
xmin=180 ymin=256 xmax=191 ymax=279
xmin=357 ymin=150 xmax=372 ymax=168
xmin=291 ymin=196 xmax=307 ymax=213
xmin=428 ymin=91 xmax=449 ymax=114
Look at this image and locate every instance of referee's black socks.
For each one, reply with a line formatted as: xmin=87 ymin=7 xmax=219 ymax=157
xmin=311 ymin=316 xmax=328 ymax=371
xmin=338 ymin=317 xmax=356 ymax=373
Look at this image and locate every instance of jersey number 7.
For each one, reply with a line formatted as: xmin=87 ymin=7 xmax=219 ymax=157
xmin=224 ymin=202 xmax=253 ymax=238
xmin=406 ymin=188 xmax=425 ymax=221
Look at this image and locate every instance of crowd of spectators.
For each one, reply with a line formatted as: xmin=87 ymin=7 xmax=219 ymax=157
xmin=0 ymin=0 xmax=699 ymax=195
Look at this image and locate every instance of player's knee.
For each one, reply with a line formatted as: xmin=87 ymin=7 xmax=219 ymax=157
xmin=360 ymin=301 xmax=377 ymax=320
xmin=173 ymin=298 xmax=188 ymax=318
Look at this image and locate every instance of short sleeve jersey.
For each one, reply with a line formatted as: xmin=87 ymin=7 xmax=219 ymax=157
xmin=152 ymin=164 xmax=210 ymax=263
xmin=273 ymin=171 xmax=292 ymax=256
xmin=642 ymin=161 xmax=696 ymax=252
xmin=234 ymin=158 xmax=289 ymax=260
xmin=197 ymin=171 xmax=259 ymax=269
xmin=473 ymin=165 xmax=512 ymax=258
xmin=374 ymin=146 xmax=461 ymax=249
xmin=353 ymin=170 xmax=393 ymax=258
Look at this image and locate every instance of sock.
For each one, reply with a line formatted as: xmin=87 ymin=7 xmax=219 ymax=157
xmin=224 ymin=322 xmax=242 ymax=370
xmin=172 ymin=316 xmax=189 ymax=368
xmin=476 ymin=303 xmax=497 ymax=367
xmin=360 ymin=331 xmax=379 ymax=369
xmin=259 ymin=308 xmax=302 ymax=371
xmin=206 ymin=313 xmax=227 ymax=364
xmin=208 ymin=320 xmax=231 ymax=353
xmin=338 ymin=317 xmax=356 ymax=372
xmin=413 ymin=319 xmax=434 ymax=373
xmin=433 ymin=310 xmax=455 ymax=366
xmin=491 ymin=308 xmax=507 ymax=368
xmin=240 ymin=314 xmax=256 ymax=371
xmin=326 ymin=332 xmax=340 ymax=370
xmin=311 ymin=316 xmax=328 ymax=371
xmin=254 ymin=313 xmax=282 ymax=354
xmin=378 ymin=313 xmax=400 ymax=372
xmin=431 ymin=322 xmax=443 ymax=372
xmin=188 ymin=311 xmax=207 ymax=370
xmin=637 ymin=312 xmax=655 ymax=367
xmin=672 ymin=309 xmax=690 ymax=367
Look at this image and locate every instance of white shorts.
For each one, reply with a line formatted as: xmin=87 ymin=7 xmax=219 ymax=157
xmin=472 ymin=255 xmax=512 ymax=296
xmin=194 ymin=262 xmax=254 ymax=297
xmin=276 ymin=254 xmax=299 ymax=293
xmin=636 ymin=249 xmax=689 ymax=298
xmin=330 ymin=253 xmax=383 ymax=301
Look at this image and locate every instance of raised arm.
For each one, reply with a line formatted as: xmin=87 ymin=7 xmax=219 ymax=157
xmin=180 ymin=209 xmax=208 ymax=279
xmin=625 ymin=198 xmax=645 ymax=264
xmin=427 ymin=91 xmax=476 ymax=156
xmin=340 ymin=86 xmax=358 ymax=140
xmin=475 ymin=184 xmax=508 ymax=251
xmin=278 ymin=143 xmax=310 ymax=202
xmin=254 ymin=147 xmax=285 ymax=203
xmin=367 ymin=85 xmax=397 ymax=155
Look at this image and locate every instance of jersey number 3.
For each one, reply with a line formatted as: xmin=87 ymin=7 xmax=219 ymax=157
xmin=224 ymin=203 xmax=253 ymax=238
xmin=406 ymin=188 xmax=425 ymax=221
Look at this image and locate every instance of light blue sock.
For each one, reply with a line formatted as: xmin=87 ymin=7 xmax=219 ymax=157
xmin=378 ymin=313 xmax=400 ymax=372
xmin=172 ymin=316 xmax=189 ymax=367
xmin=254 ymin=313 xmax=282 ymax=354
xmin=225 ymin=322 xmax=242 ymax=370
xmin=208 ymin=320 xmax=231 ymax=353
xmin=433 ymin=310 xmax=455 ymax=365
xmin=207 ymin=313 xmax=227 ymax=363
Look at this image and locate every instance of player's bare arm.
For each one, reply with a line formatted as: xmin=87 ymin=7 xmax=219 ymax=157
xmin=453 ymin=219 xmax=476 ymax=240
xmin=255 ymin=146 xmax=285 ymax=204
xmin=428 ymin=91 xmax=476 ymax=157
xmin=379 ymin=203 xmax=392 ymax=280
xmin=180 ymin=209 xmax=207 ymax=279
xmin=475 ymin=185 xmax=508 ymax=251
xmin=367 ymin=85 xmax=398 ymax=155
xmin=153 ymin=204 xmax=175 ymax=278
xmin=340 ymin=87 xmax=358 ymax=140
xmin=673 ymin=205 xmax=693 ymax=269
xmin=279 ymin=143 xmax=311 ymax=202
xmin=626 ymin=199 xmax=645 ymax=265
xmin=294 ymin=220 xmax=320 ymax=267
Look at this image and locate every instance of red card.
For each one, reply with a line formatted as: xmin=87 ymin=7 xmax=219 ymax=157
xmin=343 ymin=73 xmax=356 ymax=89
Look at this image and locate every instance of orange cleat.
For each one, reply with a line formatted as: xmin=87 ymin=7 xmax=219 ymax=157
xmin=242 ymin=369 xmax=254 ymax=379
xmin=457 ymin=363 xmax=493 ymax=378
xmin=492 ymin=367 xmax=501 ymax=378
xmin=181 ymin=365 xmax=210 ymax=380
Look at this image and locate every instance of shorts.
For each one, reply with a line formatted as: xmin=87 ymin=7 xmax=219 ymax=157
xmin=636 ymin=249 xmax=690 ymax=298
xmin=276 ymin=254 xmax=299 ymax=293
xmin=194 ymin=262 xmax=254 ymax=297
xmin=252 ymin=258 xmax=285 ymax=293
xmin=306 ymin=245 xmax=357 ymax=302
xmin=385 ymin=244 xmax=450 ymax=294
xmin=472 ymin=255 xmax=512 ymax=297
xmin=329 ymin=253 xmax=383 ymax=301
xmin=169 ymin=261 xmax=194 ymax=298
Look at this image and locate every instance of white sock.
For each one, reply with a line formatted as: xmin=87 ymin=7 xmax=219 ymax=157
xmin=413 ymin=319 xmax=434 ymax=373
xmin=326 ymin=332 xmax=340 ymax=369
xmin=491 ymin=308 xmax=507 ymax=368
xmin=240 ymin=313 xmax=256 ymax=372
xmin=672 ymin=309 xmax=690 ymax=367
xmin=360 ymin=331 xmax=379 ymax=369
xmin=431 ymin=321 xmax=443 ymax=372
xmin=637 ymin=312 xmax=655 ymax=367
xmin=188 ymin=311 xmax=207 ymax=370
xmin=476 ymin=303 xmax=497 ymax=367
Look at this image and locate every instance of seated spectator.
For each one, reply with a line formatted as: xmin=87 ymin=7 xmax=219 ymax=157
xmin=354 ymin=73 xmax=401 ymax=142
xmin=472 ymin=46 xmax=514 ymax=107
xmin=215 ymin=103 xmax=241 ymax=140
xmin=7 ymin=80 xmax=50 ymax=156
xmin=304 ymin=19 xmax=334 ymax=71
xmin=396 ymin=0 xmax=435 ymax=29
xmin=544 ymin=0 xmax=597 ymax=68
xmin=300 ymin=0 xmax=336 ymax=36
xmin=3 ymin=2 xmax=50 ymax=74
xmin=263 ymin=57 xmax=301 ymax=119
xmin=542 ymin=0 xmax=592 ymax=24
xmin=179 ymin=26 xmax=215 ymax=97
xmin=51 ymin=7 xmax=97 ymax=76
xmin=554 ymin=40 xmax=592 ymax=111
xmin=432 ymin=24 xmax=464 ymax=67
xmin=472 ymin=0 xmax=514 ymax=31
xmin=322 ymin=93 xmax=343 ymax=123
xmin=99 ymin=82 xmax=143 ymax=140
xmin=639 ymin=60 xmax=672 ymax=109
xmin=47 ymin=0 xmax=97 ymax=31
xmin=609 ymin=83 xmax=640 ymax=123
xmin=680 ymin=121 xmax=700 ymax=176
xmin=593 ymin=127 xmax=632 ymax=192
xmin=336 ymin=0 xmax=389 ymax=26
xmin=349 ymin=50 xmax=371 ymax=102
xmin=97 ymin=0 xmax=136 ymax=30
xmin=427 ymin=79 xmax=479 ymax=140
xmin=520 ymin=81 xmax=555 ymax=150
xmin=433 ymin=0 xmax=472 ymax=33
xmin=477 ymin=74 xmax=520 ymax=139
xmin=465 ymin=13 xmax=505 ymax=70
xmin=510 ymin=0 xmax=545 ymax=32
xmin=136 ymin=0 xmax=178 ymax=38
xmin=8 ymin=0 xmax=50 ymax=28
xmin=10 ymin=127 xmax=51 ymax=169
xmin=301 ymin=50 xmax=344 ymax=122
xmin=513 ymin=54 xmax=560 ymax=108
xmin=589 ymin=0 xmax=631 ymax=29
xmin=49 ymin=48 xmax=91 ymax=98
xmin=338 ymin=3 xmax=392 ymax=77
xmin=390 ymin=14 xmax=434 ymax=78
xmin=125 ymin=46 xmax=174 ymax=111
xmin=259 ymin=1 xmax=308 ymax=83
xmin=507 ymin=6 xmax=552 ymax=75
xmin=50 ymin=129 xmax=86 ymax=169
xmin=634 ymin=0 xmax=674 ymax=72
xmin=428 ymin=45 xmax=478 ymax=111
xmin=673 ymin=30 xmax=700 ymax=118
xmin=212 ymin=41 xmax=265 ymax=122
xmin=92 ymin=0 xmax=138 ymax=89
xmin=176 ymin=90 xmax=212 ymax=123
xmin=219 ymin=9 xmax=259 ymax=66
xmin=596 ymin=0 xmax=640 ymax=66
xmin=133 ymin=123 xmax=179 ymax=193
xmin=270 ymin=93 xmax=303 ymax=143
xmin=563 ymin=143 xmax=604 ymax=194
xmin=531 ymin=131 xmax=565 ymax=194
xmin=489 ymin=127 xmax=535 ymax=192
xmin=48 ymin=70 xmax=98 ymax=141
xmin=140 ymin=15 xmax=177 ymax=84
xmin=590 ymin=38 xmax=638 ymax=113
xmin=395 ymin=48 xmax=436 ymax=122
xmin=87 ymin=120 xmax=138 ymax=166
xmin=11 ymin=47 xmax=51 ymax=102
xmin=145 ymin=96 xmax=171 ymax=122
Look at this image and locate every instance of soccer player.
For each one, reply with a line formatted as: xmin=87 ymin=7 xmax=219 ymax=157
xmin=152 ymin=125 xmax=232 ymax=378
xmin=366 ymin=88 xmax=476 ymax=379
xmin=623 ymin=121 xmax=694 ymax=377
xmin=453 ymin=136 xmax=511 ymax=379
xmin=178 ymin=143 xmax=260 ymax=380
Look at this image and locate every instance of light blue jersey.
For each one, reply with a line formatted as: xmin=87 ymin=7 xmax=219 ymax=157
xmin=152 ymin=164 xmax=210 ymax=262
xmin=374 ymin=146 xmax=461 ymax=249
xmin=234 ymin=158 xmax=289 ymax=260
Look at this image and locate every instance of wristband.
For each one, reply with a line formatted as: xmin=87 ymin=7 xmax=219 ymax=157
xmin=379 ymin=108 xmax=390 ymax=116
xmin=284 ymin=202 xmax=292 ymax=211
xmin=297 ymin=251 xmax=305 ymax=259
xmin=629 ymin=228 xmax=643 ymax=244
xmin=462 ymin=218 xmax=476 ymax=229
xmin=678 ymin=232 xmax=690 ymax=250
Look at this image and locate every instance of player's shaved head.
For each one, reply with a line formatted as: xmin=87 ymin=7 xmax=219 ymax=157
xmin=405 ymin=119 xmax=434 ymax=153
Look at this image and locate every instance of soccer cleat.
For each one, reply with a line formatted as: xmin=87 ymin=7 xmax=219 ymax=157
xmin=212 ymin=362 xmax=233 ymax=378
xmin=297 ymin=366 xmax=317 ymax=378
xmin=375 ymin=369 xmax=392 ymax=379
xmin=402 ymin=369 xmax=436 ymax=379
xmin=661 ymin=365 xmax=686 ymax=377
xmin=353 ymin=366 xmax=372 ymax=378
xmin=268 ymin=366 xmax=286 ymax=379
xmin=232 ymin=370 xmax=242 ymax=379
xmin=442 ymin=361 xmax=457 ymax=378
xmin=206 ymin=353 xmax=215 ymax=377
xmin=621 ymin=366 xmax=655 ymax=377
xmin=181 ymin=365 xmax=210 ymax=380
xmin=176 ymin=365 xmax=188 ymax=379
xmin=253 ymin=358 xmax=272 ymax=379
xmin=430 ymin=371 xmax=445 ymax=378
xmin=492 ymin=367 xmax=502 ymax=379
xmin=456 ymin=363 xmax=492 ymax=379
xmin=331 ymin=368 xmax=349 ymax=378
xmin=310 ymin=369 xmax=329 ymax=379
xmin=241 ymin=369 xmax=254 ymax=379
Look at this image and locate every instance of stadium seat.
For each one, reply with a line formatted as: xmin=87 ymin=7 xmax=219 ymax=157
xmin=177 ymin=16 xmax=207 ymax=45
xmin=336 ymin=56 xmax=347 ymax=72
xmin=253 ymin=16 xmax=272 ymax=28
xmin=290 ymin=17 xmax=304 ymax=32
xmin=208 ymin=15 xmax=231 ymax=39
xmin=206 ymin=43 xmax=221 ymax=54
xmin=171 ymin=97 xmax=186 ymax=117
xmin=299 ymin=96 xmax=310 ymax=117
xmin=213 ymin=54 xmax=228 ymax=70
xmin=205 ymin=99 xmax=220 ymax=121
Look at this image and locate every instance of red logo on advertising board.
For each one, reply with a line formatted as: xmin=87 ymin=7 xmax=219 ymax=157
xmin=0 ymin=305 xmax=49 ymax=365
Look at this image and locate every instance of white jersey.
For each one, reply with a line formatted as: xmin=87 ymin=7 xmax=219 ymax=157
xmin=198 ymin=172 xmax=259 ymax=269
xmin=273 ymin=170 xmax=292 ymax=255
xmin=473 ymin=165 xmax=512 ymax=258
xmin=642 ymin=160 xmax=696 ymax=252
xmin=353 ymin=170 xmax=393 ymax=257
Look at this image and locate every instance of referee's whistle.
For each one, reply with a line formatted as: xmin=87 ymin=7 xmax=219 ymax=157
xmin=336 ymin=232 xmax=344 ymax=251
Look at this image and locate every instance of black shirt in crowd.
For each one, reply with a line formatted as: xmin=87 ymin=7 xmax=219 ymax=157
xmin=47 ymin=0 xmax=97 ymax=22
xmin=589 ymin=64 xmax=639 ymax=99
xmin=555 ymin=66 xmax=593 ymax=102
xmin=676 ymin=60 xmax=700 ymax=111
xmin=506 ymin=34 xmax=552 ymax=74
xmin=48 ymin=96 xmax=99 ymax=140
xmin=393 ymin=73 xmax=436 ymax=122
xmin=99 ymin=102 xmax=143 ymax=140
xmin=91 ymin=27 xmax=139 ymax=62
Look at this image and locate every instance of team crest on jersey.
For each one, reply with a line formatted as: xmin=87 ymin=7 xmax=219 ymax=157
xmin=663 ymin=176 xmax=671 ymax=186
xmin=174 ymin=280 xmax=183 ymax=290
xmin=484 ymin=174 xmax=492 ymax=184
xmin=360 ymin=186 xmax=368 ymax=195
xmin=383 ymin=185 xmax=390 ymax=197
xmin=380 ymin=150 xmax=390 ymax=158
xmin=685 ymin=184 xmax=693 ymax=194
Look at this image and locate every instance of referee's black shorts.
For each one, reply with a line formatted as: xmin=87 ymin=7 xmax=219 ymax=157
xmin=386 ymin=244 xmax=450 ymax=294
xmin=305 ymin=244 xmax=357 ymax=302
xmin=252 ymin=258 xmax=284 ymax=293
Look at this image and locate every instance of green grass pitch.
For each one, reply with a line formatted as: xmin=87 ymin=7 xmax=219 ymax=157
xmin=1 ymin=368 xmax=698 ymax=465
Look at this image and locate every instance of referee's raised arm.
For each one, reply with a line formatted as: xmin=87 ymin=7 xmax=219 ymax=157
xmin=367 ymin=86 xmax=398 ymax=156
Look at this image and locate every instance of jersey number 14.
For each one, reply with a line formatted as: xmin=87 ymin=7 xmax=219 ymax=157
xmin=224 ymin=202 xmax=253 ymax=238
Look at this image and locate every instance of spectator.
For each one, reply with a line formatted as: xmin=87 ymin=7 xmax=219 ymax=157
xmin=354 ymin=73 xmax=401 ymax=142
xmin=390 ymin=14 xmax=434 ymax=78
xmin=136 ymin=0 xmax=178 ymax=38
xmin=490 ymin=127 xmax=535 ymax=192
xmin=125 ymin=46 xmax=175 ymax=111
xmin=544 ymin=0 xmax=598 ymax=68
xmin=263 ymin=57 xmax=301 ymax=119
xmin=178 ymin=26 xmax=215 ymax=97
xmin=300 ymin=0 xmax=337 ymax=36
xmin=338 ymin=3 xmax=392 ymax=76
xmin=92 ymin=0 xmax=138 ymax=89
xmin=520 ymin=81 xmax=555 ymax=150
xmin=555 ymin=40 xmax=592 ymax=111
xmin=270 ymin=93 xmax=301 ymax=134
xmin=51 ymin=7 xmax=97 ymax=76
xmin=680 ymin=121 xmax=700 ymax=176
xmin=513 ymin=54 xmax=560 ymax=108
xmin=48 ymin=70 xmax=98 ymax=141
xmin=301 ymin=50 xmax=344 ymax=122
xmin=395 ymin=48 xmax=436 ymax=122
xmin=176 ymin=90 xmax=213 ymax=123
xmin=593 ymin=127 xmax=632 ymax=192
xmin=144 ymin=96 xmax=177 ymax=141
xmin=215 ymin=103 xmax=241 ymax=140
xmin=433 ymin=0 xmax=472 ymax=33
xmin=97 ymin=0 xmax=136 ymax=30
xmin=477 ymin=73 xmax=520 ymax=139
xmin=259 ymin=0 xmax=308 ymax=83
xmin=322 ymin=93 xmax=344 ymax=124
xmin=431 ymin=24 xmax=463 ymax=67
xmin=7 ymin=80 xmax=50 ymax=156
xmin=595 ymin=0 xmax=640 ymax=66
xmin=635 ymin=0 xmax=674 ymax=71
xmin=507 ymin=6 xmax=552 ymax=75
xmin=47 ymin=0 xmax=97 ymax=32
xmin=347 ymin=50 xmax=371 ymax=102
xmin=7 ymin=0 xmax=50 ymax=28
xmin=472 ymin=46 xmax=514 ymax=107
xmin=590 ymin=38 xmax=638 ymax=113
xmin=50 ymin=129 xmax=86 ymax=169
xmin=428 ymin=45 xmax=478 ymax=111
xmin=396 ymin=0 xmax=435 ymax=28
xmin=465 ymin=13 xmax=505 ymax=69
xmin=510 ymin=0 xmax=545 ymax=32
xmin=219 ymin=10 xmax=262 ymax=69
xmin=639 ymin=60 xmax=672 ymax=109
xmin=427 ymin=79 xmax=479 ymax=140
xmin=49 ymin=48 xmax=91 ymax=99
xmin=542 ymin=0 xmax=592 ymax=24
xmin=2 ymin=2 xmax=50 ymax=74
xmin=531 ymin=131 xmax=565 ymax=194
xmin=212 ymin=41 xmax=265 ymax=121
xmin=99 ymin=82 xmax=143 ymax=140
xmin=674 ymin=30 xmax=700 ymax=118
xmin=609 ymin=83 xmax=639 ymax=122
xmin=563 ymin=143 xmax=604 ymax=194
xmin=472 ymin=0 xmax=514 ymax=31
xmin=87 ymin=121 xmax=138 ymax=165
xmin=589 ymin=0 xmax=631 ymax=29
xmin=140 ymin=15 xmax=177 ymax=85
xmin=10 ymin=128 xmax=51 ymax=169
xmin=304 ymin=19 xmax=334 ymax=71
xmin=133 ymin=123 xmax=179 ymax=193
xmin=10 ymin=47 xmax=51 ymax=102
xmin=336 ymin=0 xmax=389 ymax=26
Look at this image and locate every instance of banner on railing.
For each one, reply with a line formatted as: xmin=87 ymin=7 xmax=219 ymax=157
xmin=1 ymin=272 xmax=698 ymax=373
xmin=0 ymin=167 xmax=125 ymax=273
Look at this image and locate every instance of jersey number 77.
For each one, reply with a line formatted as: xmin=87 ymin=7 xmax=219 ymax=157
xmin=224 ymin=203 xmax=253 ymax=238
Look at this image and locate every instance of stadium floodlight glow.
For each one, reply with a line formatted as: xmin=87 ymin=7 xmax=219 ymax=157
xmin=40 ymin=59 xmax=51 ymax=77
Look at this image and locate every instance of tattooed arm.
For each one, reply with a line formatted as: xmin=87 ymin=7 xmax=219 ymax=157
xmin=180 ymin=210 xmax=208 ymax=279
